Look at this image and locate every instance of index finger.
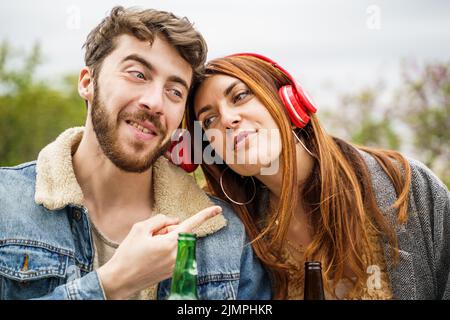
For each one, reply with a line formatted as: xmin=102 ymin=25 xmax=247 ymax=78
xmin=174 ymin=205 xmax=222 ymax=234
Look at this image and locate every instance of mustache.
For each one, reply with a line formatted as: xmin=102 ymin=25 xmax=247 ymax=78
xmin=119 ymin=109 xmax=166 ymax=135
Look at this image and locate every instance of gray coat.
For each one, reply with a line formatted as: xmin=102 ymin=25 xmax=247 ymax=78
xmin=361 ymin=152 xmax=450 ymax=300
xmin=257 ymin=151 xmax=450 ymax=299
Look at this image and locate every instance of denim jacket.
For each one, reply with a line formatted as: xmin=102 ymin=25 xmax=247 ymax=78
xmin=0 ymin=127 xmax=272 ymax=300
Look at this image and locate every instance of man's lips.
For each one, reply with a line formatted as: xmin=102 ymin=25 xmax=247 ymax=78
xmin=233 ymin=130 xmax=257 ymax=150
xmin=125 ymin=119 xmax=158 ymax=135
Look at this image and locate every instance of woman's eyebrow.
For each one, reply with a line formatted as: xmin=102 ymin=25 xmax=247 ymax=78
xmin=196 ymin=105 xmax=212 ymax=119
xmin=196 ymin=80 xmax=242 ymax=119
xmin=223 ymin=80 xmax=241 ymax=97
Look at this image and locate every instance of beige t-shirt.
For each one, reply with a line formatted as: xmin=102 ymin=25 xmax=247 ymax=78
xmin=283 ymin=221 xmax=393 ymax=300
xmin=91 ymin=222 xmax=157 ymax=300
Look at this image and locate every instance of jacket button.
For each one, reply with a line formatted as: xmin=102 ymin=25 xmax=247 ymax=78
xmin=73 ymin=209 xmax=82 ymax=221
xmin=21 ymin=254 xmax=29 ymax=272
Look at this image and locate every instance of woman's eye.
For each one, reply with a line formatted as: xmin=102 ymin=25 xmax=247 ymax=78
xmin=233 ymin=90 xmax=250 ymax=104
xmin=203 ymin=116 xmax=216 ymax=129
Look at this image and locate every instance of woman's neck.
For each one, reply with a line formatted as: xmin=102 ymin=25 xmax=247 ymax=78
xmin=255 ymin=142 xmax=316 ymax=245
xmin=256 ymin=143 xmax=315 ymax=202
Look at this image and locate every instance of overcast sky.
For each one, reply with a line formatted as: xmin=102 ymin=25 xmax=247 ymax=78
xmin=1 ymin=0 xmax=450 ymax=108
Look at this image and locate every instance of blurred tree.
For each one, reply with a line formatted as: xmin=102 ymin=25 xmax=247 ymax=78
xmin=1 ymin=42 xmax=448 ymax=188
xmin=323 ymin=61 xmax=450 ymax=188
xmin=395 ymin=61 xmax=450 ymax=186
xmin=0 ymin=41 xmax=85 ymax=166
xmin=323 ymin=82 xmax=401 ymax=150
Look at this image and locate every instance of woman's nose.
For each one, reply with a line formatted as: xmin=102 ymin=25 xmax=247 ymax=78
xmin=220 ymin=108 xmax=241 ymax=129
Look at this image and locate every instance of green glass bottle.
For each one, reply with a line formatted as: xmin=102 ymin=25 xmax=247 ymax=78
xmin=167 ymin=232 xmax=198 ymax=300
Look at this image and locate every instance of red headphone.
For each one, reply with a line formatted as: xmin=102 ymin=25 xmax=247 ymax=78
xmin=167 ymin=129 xmax=198 ymax=173
xmin=227 ymin=53 xmax=317 ymax=128
xmin=168 ymin=53 xmax=318 ymax=172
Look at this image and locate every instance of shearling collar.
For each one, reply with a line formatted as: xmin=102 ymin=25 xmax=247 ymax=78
xmin=35 ymin=127 xmax=226 ymax=237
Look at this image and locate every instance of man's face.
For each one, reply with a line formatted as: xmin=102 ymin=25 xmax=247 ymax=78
xmin=89 ymin=34 xmax=192 ymax=173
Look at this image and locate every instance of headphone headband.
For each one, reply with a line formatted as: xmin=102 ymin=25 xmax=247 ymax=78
xmin=226 ymin=53 xmax=317 ymax=115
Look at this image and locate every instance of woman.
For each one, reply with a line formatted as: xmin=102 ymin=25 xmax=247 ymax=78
xmin=184 ymin=53 xmax=450 ymax=300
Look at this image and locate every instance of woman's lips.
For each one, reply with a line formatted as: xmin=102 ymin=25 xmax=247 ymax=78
xmin=234 ymin=131 xmax=257 ymax=150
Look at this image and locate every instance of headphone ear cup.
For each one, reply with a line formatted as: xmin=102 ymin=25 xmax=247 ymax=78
xmin=278 ymin=85 xmax=310 ymax=128
xmin=167 ymin=134 xmax=199 ymax=173
xmin=294 ymin=83 xmax=317 ymax=113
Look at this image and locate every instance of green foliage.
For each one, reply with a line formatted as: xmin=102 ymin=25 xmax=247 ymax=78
xmin=0 ymin=41 xmax=448 ymax=189
xmin=323 ymin=62 xmax=450 ymax=188
xmin=396 ymin=63 xmax=450 ymax=187
xmin=323 ymin=84 xmax=400 ymax=150
xmin=0 ymin=41 xmax=86 ymax=166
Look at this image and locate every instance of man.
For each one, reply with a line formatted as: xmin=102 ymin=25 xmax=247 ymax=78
xmin=0 ymin=6 xmax=271 ymax=300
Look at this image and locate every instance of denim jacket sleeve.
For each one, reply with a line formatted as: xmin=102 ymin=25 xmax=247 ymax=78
xmin=237 ymin=236 xmax=272 ymax=300
xmin=31 ymin=271 xmax=106 ymax=300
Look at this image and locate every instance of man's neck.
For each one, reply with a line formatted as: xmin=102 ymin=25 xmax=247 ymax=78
xmin=72 ymin=129 xmax=154 ymax=242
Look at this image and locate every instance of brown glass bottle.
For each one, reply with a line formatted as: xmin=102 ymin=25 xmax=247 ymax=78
xmin=304 ymin=261 xmax=325 ymax=300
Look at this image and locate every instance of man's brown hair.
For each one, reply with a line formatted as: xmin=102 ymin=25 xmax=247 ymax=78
xmin=83 ymin=6 xmax=207 ymax=84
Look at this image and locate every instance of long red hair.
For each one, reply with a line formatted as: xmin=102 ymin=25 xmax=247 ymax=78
xmin=186 ymin=56 xmax=411 ymax=299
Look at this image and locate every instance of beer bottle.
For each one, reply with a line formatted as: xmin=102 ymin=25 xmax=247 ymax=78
xmin=304 ymin=261 xmax=325 ymax=300
xmin=167 ymin=232 xmax=198 ymax=300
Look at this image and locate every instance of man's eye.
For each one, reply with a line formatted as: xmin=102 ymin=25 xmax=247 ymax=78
xmin=130 ymin=71 xmax=146 ymax=80
xmin=165 ymin=88 xmax=184 ymax=101
xmin=171 ymin=89 xmax=183 ymax=98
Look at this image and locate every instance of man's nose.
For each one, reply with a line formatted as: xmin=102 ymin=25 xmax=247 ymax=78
xmin=138 ymin=84 xmax=164 ymax=115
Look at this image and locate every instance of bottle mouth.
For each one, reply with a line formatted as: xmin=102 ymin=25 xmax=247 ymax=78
xmin=178 ymin=232 xmax=197 ymax=241
xmin=304 ymin=261 xmax=322 ymax=270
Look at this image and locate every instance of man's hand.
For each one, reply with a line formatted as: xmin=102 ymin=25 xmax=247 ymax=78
xmin=97 ymin=205 xmax=222 ymax=300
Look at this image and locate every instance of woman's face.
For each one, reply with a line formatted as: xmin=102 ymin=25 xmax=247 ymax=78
xmin=194 ymin=74 xmax=282 ymax=176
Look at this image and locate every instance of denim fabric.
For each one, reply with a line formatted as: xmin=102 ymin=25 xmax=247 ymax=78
xmin=0 ymin=162 xmax=272 ymax=300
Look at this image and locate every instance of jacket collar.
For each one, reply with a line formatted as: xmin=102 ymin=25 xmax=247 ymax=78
xmin=35 ymin=127 xmax=226 ymax=237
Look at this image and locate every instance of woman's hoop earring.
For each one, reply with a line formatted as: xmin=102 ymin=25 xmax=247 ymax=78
xmin=219 ymin=167 xmax=257 ymax=206
xmin=292 ymin=129 xmax=315 ymax=158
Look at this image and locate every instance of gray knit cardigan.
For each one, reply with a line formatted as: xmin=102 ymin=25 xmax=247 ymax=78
xmin=361 ymin=151 xmax=450 ymax=299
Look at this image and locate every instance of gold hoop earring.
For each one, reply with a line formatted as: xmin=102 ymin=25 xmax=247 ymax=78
xmin=292 ymin=129 xmax=315 ymax=158
xmin=219 ymin=167 xmax=256 ymax=206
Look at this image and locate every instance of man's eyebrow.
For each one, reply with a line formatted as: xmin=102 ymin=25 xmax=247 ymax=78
xmin=168 ymin=75 xmax=189 ymax=92
xmin=121 ymin=54 xmax=189 ymax=91
xmin=196 ymin=105 xmax=212 ymax=119
xmin=121 ymin=54 xmax=153 ymax=71
xmin=224 ymin=80 xmax=242 ymax=97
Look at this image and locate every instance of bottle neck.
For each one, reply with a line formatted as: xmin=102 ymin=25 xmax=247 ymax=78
xmin=304 ymin=263 xmax=325 ymax=300
xmin=170 ymin=240 xmax=198 ymax=299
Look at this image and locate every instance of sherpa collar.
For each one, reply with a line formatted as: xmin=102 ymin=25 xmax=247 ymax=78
xmin=35 ymin=127 xmax=226 ymax=237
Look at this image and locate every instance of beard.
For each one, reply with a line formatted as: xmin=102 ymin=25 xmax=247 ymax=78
xmin=90 ymin=83 xmax=171 ymax=173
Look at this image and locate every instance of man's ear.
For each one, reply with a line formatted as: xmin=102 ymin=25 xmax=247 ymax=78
xmin=78 ymin=67 xmax=94 ymax=104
